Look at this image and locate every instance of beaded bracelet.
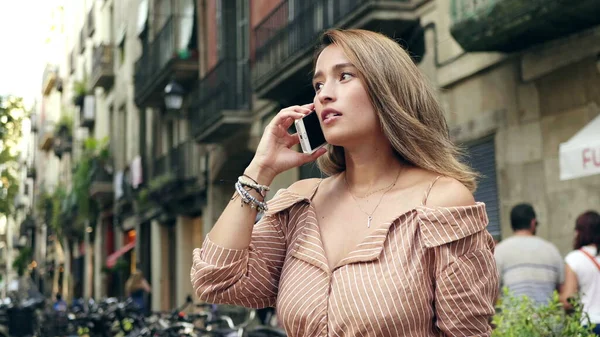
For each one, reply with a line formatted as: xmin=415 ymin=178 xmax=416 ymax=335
xmin=238 ymin=175 xmax=270 ymax=198
xmin=235 ymin=181 xmax=268 ymax=212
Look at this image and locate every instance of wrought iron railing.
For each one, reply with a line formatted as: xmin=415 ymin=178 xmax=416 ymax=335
xmin=134 ymin=16 xmax=176 ymax=98
xmin=189 ymin=58 xmax=250 ymax=135
xmin=152 ymin=152 xmax=169 ymax=178
xmin=253 ymin=0 xmax=409 ymax=85
xmin=92 ymin=44 xmax=114 ymax=75
xmin=152 ymin=140 xmax=205 ymax=183
xmin=171 ymin=140 xmax=205 ymax=182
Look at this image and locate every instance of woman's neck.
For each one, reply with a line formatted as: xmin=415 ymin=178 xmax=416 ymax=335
xmin=343 ymin=142 xmax=404 ymax=192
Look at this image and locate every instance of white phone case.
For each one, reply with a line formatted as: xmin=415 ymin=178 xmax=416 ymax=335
xmin=295 ymin=117 xmax=326 ymax=154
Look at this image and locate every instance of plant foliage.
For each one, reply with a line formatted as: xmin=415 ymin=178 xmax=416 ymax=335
xmin=0 ymin=96 xmax=25 ymax=217
xmin=492 ymin=288 xmax=596 ymax=337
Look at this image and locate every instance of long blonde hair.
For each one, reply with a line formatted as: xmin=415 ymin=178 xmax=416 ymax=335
xmin=125 ymin=270 xmax=145 ymax=295
xmin=314 ymin=29 xmax=478 ymax=192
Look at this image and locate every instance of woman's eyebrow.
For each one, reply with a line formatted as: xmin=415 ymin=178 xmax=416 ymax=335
xmin=313 ymin=62 xmax=355 ymax=81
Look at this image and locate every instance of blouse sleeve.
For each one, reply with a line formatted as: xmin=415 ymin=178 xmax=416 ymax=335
xmin=190 ymin=189 xmax=301 ymax=309
xmin=418 ymin=203 xmax=499 ymax=337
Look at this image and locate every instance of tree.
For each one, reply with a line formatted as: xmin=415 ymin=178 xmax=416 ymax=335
xmin=0 ymin=95 xmax=25 ymax=217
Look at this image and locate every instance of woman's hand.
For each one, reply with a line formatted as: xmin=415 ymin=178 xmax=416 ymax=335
xmin=246 ymin=103 xmax=327 ymax=185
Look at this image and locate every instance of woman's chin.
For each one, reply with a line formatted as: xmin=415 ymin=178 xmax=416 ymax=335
xmin=324 ymin=132 xmax=365 ymax=149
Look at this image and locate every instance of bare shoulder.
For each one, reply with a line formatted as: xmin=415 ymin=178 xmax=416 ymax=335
xmin=425 ymin=176 xmax=476 ymax=208
xmin=287 ymin=178 xmax=322 ymax=197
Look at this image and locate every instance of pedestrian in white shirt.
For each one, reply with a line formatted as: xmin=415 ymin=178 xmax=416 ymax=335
xmin=561 ymin=210 xmax=600 ymax=335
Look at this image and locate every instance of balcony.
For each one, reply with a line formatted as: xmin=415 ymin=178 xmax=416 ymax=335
xmin=87 ymin=3 xmax=95 ymax=37
xmin=30 ymin=113 xmax=38 ymax=133
xmin=39 ymin=120 xmax=55 ymax=152
xmin=89 ymin=165 xmax=114 ymax=206
xmin=80 ymin=95 xmax=95 ymax=128
xmin=134 ymin=16 xmax=199 ymax=107
xmin=450 ymin=0 xmax=600 ymax=52
xmin=253 ymin=0 xmax=423 ymax=102
xmin=189 ymin=59 xmax=252 ymax=143
xmin=89 ymin=44 xmax=115 ymax=90
xmin=27 ymin=166 xmax=36 ymax=179
xmin=149 ymin=140 xmax=207 ymax=217
xmin=42 ymin=65 xmax=58 ymax=96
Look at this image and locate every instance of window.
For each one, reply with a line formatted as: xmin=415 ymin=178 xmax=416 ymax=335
xmin=464 ymin=137 xmax=501 ymax=240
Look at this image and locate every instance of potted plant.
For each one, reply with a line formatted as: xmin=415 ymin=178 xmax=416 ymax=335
xmin=72 ymin=80 xmax=87 ymax=108
xmin=71 ymin=137 xmax=112 ymax=220
xmin=12 ymin=247 xmax=32 ymax=277
xmin=53 ymin=112 xmax=74 ymax=158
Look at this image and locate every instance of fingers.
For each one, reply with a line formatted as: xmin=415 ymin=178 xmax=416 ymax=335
xmin=300 ymin=103 xmax=314 ymax=111
xmin=299 ymin=147 xmax=327 ymax=165
xmin=269 ymin=104 xmax=314 ymax=128
xmin=284 ymin=132 xmax=300 ymax=148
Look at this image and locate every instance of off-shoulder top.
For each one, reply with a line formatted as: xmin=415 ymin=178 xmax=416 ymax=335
xmin=191 ymin=178 xmax=498 ymax=337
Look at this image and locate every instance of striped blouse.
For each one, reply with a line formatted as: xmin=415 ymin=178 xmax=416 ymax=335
xmin=191 ymin=180 xmax=498 ymax=337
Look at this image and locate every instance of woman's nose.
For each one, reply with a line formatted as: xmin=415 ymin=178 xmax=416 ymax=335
xmin=317 ymin=83 xmax=336 ymax=104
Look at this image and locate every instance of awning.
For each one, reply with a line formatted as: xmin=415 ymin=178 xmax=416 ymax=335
xmin=136 ymin=0 xmax=148 ymax=36
xmin=559 ymin=114 xmax=600 ymax=180
xmin=106 ymin=240 xmax=136 ymax=268
xmin=178 ymin=0 xmax=195 ymax=52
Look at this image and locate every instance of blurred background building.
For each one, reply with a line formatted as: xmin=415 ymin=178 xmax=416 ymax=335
xmin=7 ymin=0 xmax=600 ymax=311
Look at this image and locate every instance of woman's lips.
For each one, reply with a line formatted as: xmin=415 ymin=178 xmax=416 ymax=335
xmin=323 ymin=114 xmax=342 ymax=125
xmin=322 ymin=109 xmax=342 ymax=125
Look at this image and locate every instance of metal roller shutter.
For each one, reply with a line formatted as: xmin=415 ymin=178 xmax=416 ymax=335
xmin=465 ymin=137 xmax=501 ymax=239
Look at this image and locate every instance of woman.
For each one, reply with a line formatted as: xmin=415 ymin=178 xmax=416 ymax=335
xmin=191 ymin=29 xmax=498 ymax=336
xmin=125 ymin=270 xmax=151 ymax=314
xmin=561 ymin=211 xmax=600 ymax=334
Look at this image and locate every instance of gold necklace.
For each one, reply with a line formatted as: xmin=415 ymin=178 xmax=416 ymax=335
xmin=344 ymin=168 xmax=401 ymax=228
xmin=352 ymin=179 xmax=398 ymax=198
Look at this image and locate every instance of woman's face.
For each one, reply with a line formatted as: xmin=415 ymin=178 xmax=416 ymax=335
xmin=312 ymin=45 xmax=379 ymax=146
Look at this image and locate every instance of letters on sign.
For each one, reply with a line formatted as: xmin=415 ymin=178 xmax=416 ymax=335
xmin=582 ymin=147 xmax=600 ymax=168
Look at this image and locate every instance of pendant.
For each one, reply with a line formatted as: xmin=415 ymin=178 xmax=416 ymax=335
xmin=367 ymin=216 xmax=372 ymax=228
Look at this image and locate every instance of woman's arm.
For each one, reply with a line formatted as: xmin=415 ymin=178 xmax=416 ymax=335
xmin=191 ymin=179 xmax=318 ymax=308
xmin=559 ymin=264 xmax=579 ymax=310
xmin=142 ymin=279 xmax=151 ymax=293
xmin=420 ymin=178 xmax=498 ymax=336
xmin=207 ymin=104 xmax=323 ymax=250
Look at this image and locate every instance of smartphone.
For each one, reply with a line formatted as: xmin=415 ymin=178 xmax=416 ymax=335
xmin=294 ymin=110 xmax=327 ymax=154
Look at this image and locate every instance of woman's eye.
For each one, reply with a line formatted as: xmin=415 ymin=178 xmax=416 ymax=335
xmin=314 ymin=83 xmax=323 ymax=91
xmin=340 ymin=72 xmax=353 ymax=81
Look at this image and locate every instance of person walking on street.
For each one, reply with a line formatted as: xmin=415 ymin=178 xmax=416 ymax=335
xmin=495 ymin=203 xmax=564 ymax=304
xmin=561 ymin=211 xmax=600 ymax=335
xmin=125 ymin=270 xmax=151 ymax=314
